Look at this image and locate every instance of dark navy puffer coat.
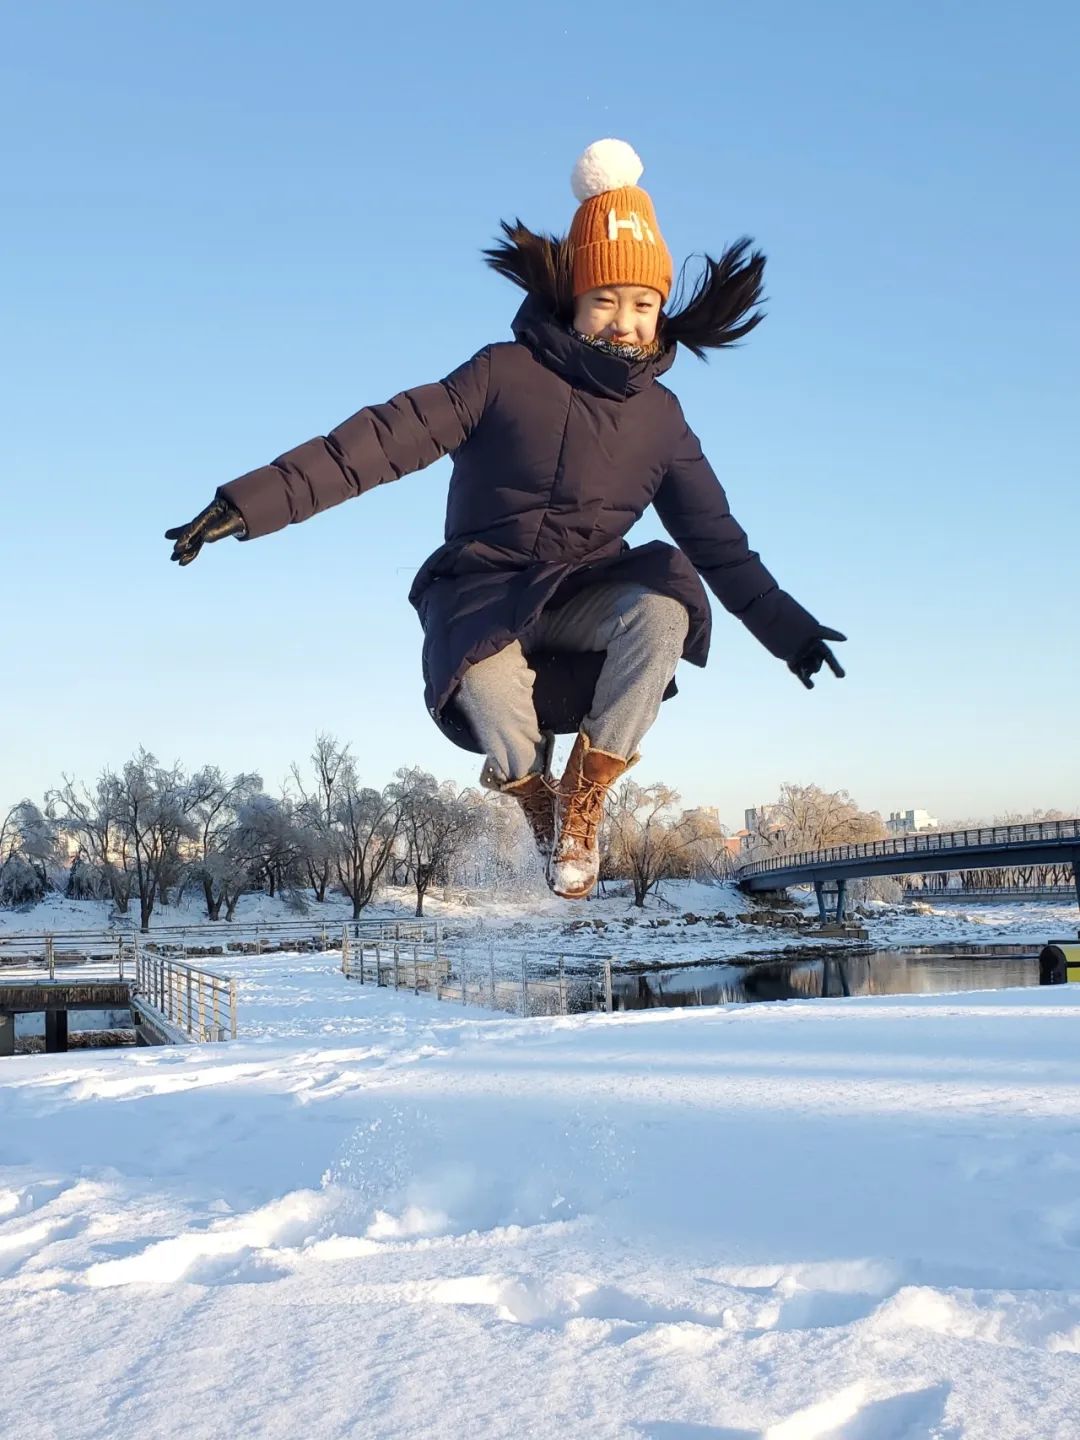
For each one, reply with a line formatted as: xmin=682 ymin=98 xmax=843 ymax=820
xmin=220 ymin=295 xmax=822 ymax=753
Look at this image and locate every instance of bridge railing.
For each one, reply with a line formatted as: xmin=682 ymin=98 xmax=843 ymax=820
xmin=341 ymin=934 xmax=616 ymax=1016
xmin=736 ymin=818 xmax=1080 ymax=880
xmin=134 ymin=950 xmax=237 ymax=1041
xmin=0 ymin=917 xmax=439 ymax=965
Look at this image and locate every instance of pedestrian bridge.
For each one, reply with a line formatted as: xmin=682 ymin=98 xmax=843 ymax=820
xmin=736 ymin=819 xmax=1080 ymax=920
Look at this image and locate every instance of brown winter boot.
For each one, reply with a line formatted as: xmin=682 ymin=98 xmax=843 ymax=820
xmin=549 ymin=733 xmax=637 ymax=900
xmin=502 ymin=771 xmax=557 ymax=863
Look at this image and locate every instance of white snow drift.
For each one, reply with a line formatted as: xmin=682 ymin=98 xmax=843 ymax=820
xmin=2 ymin=945 xmax=1080 ymax=1438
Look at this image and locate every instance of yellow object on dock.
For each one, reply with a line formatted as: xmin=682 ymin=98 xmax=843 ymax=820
xmin=1039 ymin=942 xmax=1080 ymax=985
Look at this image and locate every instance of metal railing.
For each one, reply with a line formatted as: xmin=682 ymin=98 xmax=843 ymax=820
xmin=904 ymin=885 xmax=1077 ymax=902
xmin=134 ymin=948 xmax=238 ymax=1042
xmin=0 ymin=934 xmax=134 ymax=981
xmin=341 ymin=932 xmax=616 ymax=1017
xmin=737 ymin=818 xmax=1080 ymax=880
xmin=0 ymin=916 xmax=440 ymax=966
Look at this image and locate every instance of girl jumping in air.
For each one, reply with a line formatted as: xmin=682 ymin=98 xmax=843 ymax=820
xmin=166 ymin=140 xmax=845 ymax=900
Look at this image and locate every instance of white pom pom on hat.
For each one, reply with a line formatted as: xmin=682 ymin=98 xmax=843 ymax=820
xmin=571 ymin=138 xmax=645 ymax=201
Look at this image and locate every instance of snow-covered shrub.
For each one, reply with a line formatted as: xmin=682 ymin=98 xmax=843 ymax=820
xmin=0 ymin=854 xmax=49 ymax=907
xmin=65 ymin=857 xmax=107 ymax=900
xmin=283 ymin=886 xmax=310 ymax=915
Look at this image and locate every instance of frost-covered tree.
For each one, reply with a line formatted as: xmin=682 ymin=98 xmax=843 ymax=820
xmin=49 ymin=775 xmax=135 ymax=914
xmin=231 ymin=793 xmax=306 ymax=900
xmin=392 ymin=767 xmax=482 ymax=916
xmin=333 ymin=761 xmax=402 ymax=918
xmin=606 ymin=781 xmax=706 ymax=907
xmin=107 ymin=751 xmax=218 ymax=931
xmin=290 ymin=734 xmax=351 ymax=903
xmin=745 ymin=783 xmax=885 ymax=858
xmin=187 ymin=767 xmax=263 ymax=920
xmin=451 ymin=793 xmax=538 ymax=894
xmin=0 ymin=801 xmax=60 ymax=906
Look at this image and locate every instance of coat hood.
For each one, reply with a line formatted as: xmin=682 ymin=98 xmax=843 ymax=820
xmin=511 ymin=294 xmax=676 ymax=402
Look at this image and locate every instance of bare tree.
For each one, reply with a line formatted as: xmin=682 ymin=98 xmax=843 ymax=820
xmin=107 ymin=751 xmax=217 ymax=931
xmin=675 ymin=807 xmax=732 ymax=885
xmin=393 ymin=767 xmax=482 ymax=916
xmin=333 ymin=761 xmax=403 ymax=919
xmin=607 ymin=781 xmax=706 ymax=907
xmin=746 ymin=783 xmax=885 ymax=858
xmin=290 ymin=735 xmax=351 ymax=903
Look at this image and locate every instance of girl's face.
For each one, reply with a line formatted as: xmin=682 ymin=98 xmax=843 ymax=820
xmin=573 ymin=285 xmax=663 ymax=347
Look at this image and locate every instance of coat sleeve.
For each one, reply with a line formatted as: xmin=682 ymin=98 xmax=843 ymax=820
xmin=217 ymin=347 xmax=492 ymax=540
xmin=653 ymin=411 xmax=821 ymax=663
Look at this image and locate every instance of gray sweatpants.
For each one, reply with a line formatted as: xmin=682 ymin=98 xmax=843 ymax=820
xmin=455 ymin=583 xmax=690 ymax=784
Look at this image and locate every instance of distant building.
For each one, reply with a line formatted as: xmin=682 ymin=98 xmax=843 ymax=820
xmin=740 ymin=807 xmax=786 ymax=853
xmin=886 ymin=808 xmax=939 ymax=836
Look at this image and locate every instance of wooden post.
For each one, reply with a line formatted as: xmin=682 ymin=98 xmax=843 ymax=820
xmin=521 ymin=953 xmax=528 ymax=1017
xmin=414 ymin=943 xmax=421 ymax=996
xmin=489 ymin=942 xmax=497 ymax=1009
xmin=186 ymin=970 xmax=193 ymax=1037
xmin=393 ymin=944 xmax=400 ymax=990
xmin=229 ymin=980 xmax=238 ymax=1040
xmin=198 ymin=974 xmax=205 ymax=1039
xmin=341 ymin=925 xmax=350 ymax=974
xmin=117 ymin=935 xmax=125 ymax=981
xmin=604 ymin=957 xmax=614 ymax=1014
xmin=45 ymin=1009 xmax=69 ymax=1054
xmin=46 ymin=934 xmax=55 ymax=981
xmin=461 ymin=951 xmax=468 ymax=1006
xmin=559 ymin=956 xmax=567 ymax=1016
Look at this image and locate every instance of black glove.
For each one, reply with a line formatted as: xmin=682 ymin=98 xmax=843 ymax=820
xmin=165 ymin=497 xmax=246 ymax=566
xmin=788 ymin=627 xmax=846 ymax=689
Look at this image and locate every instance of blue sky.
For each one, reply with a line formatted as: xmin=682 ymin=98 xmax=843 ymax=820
xmin=2 ymin=0 xmax=1078 ymax=829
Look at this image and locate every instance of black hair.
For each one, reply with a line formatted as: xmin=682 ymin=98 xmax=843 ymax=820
xmin=483 ymin=221 xmax=766 ymax=359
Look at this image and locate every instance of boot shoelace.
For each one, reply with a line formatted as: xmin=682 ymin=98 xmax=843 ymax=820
xmin=561 ymin=777 xmax=607 ymax=847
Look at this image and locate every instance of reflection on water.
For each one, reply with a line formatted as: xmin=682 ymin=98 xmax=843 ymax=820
xmin=610 ymin=946 xmax=1040 ymax=1010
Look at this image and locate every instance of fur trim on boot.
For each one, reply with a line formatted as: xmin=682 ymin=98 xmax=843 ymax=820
xmin=549 ymin=733 xmax=637 ymax=900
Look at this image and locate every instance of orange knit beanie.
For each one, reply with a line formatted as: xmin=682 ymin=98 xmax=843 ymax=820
xmin=569 ymin=139 xmax=673 ymax=301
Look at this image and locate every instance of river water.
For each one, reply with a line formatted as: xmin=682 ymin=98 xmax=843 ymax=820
xmin=610 ymin=944 xmax=1046 ymax=1010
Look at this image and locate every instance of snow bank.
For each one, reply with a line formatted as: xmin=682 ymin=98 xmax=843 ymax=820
xmin=3 ymin=880 xmax=1075 ymax=966
xmin=2 ymin=952 xmax=1080 ymax=1438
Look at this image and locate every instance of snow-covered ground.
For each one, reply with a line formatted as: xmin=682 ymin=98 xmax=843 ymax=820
xmin=3 ymin=949 xmax=1080 ymax=1438
xmin=2 ymin=880 xmax=1077 ymax=964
